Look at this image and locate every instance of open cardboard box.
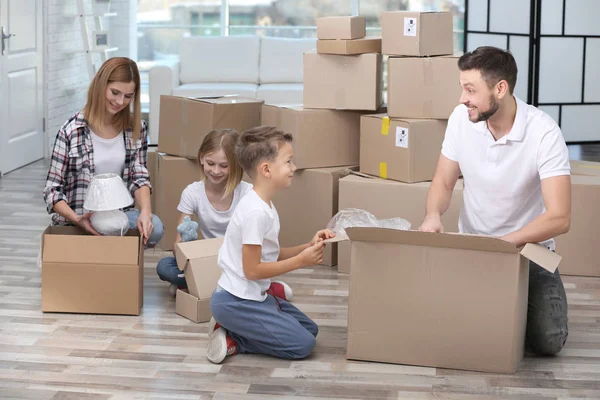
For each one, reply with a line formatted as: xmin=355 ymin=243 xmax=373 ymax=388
xmin=326 ymin=227 xmax=561 ymax=373
xmin=41 ymin=226 xmax=144 ymax=315
xmin=174 ymin=238 xmax=223 ymax=323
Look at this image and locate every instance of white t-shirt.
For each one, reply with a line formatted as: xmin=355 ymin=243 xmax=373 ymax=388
xmin=441 ymin=97 xmax=570 ymax=249
xmin=91 ymin=131 xmax=126 ymax=177
xmin=217 ymin=190 xmax=280 ymax=301
xmin=177 ymin=181 xmax=253 ymax=239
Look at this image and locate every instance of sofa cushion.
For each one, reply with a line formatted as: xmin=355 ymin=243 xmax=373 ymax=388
xmin=180 ymin=36 xmax=260 ymax=84
xmin=259 ymin=37 xmax=316 ymax=84
xmin=173 ymin=83 xmax=258 ymax=99
xmin=257 ymin=83 xmax=304 ymax=105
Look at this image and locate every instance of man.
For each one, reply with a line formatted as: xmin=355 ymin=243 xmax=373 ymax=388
xmin=419 ymin=46 xmax=570 ymax=356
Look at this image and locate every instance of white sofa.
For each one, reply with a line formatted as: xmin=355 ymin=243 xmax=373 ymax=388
xmin=149 ymin=35 xmax=317 ymax=143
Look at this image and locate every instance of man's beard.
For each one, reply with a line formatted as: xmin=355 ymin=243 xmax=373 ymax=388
xmin=474 ymin=95 xmax=500 ymax=122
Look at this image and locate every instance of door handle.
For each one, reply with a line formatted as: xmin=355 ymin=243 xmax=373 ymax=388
xmin=1 ymin=26 xmax=15 ymax=55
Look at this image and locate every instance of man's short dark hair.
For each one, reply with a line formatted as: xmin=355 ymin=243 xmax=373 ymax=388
xmin=236 ymin=126 xmax=293 ymax=178
xmin=458 ymin=46 xmax=518 ymax=94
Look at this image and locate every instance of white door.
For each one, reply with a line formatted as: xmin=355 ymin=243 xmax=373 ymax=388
xmin=0 ymin=0 xmax=44 ymax=176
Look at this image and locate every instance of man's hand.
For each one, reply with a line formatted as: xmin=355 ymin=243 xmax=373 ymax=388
xmin=137 ymin=211 xmax=154 ymax=244
xmin=76 ymin=212 xmax=101 ymax=236
xmin=310 ymin=229 xmax=335 ymax=245
xmin=418 ymin=214 xmax=444 ymax=233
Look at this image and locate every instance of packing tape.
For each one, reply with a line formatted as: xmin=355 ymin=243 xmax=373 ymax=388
xmin=379 ymin=162 xmax=388 ymax=179
xmin=381 ymin=116 xmax=390 ymax=135
xmin=422 ymin=100 xmax=434 ymax=117
xmin=580 ymin=164 xmax=600 ymax=169
xmin=335 ymin=89 xmax=346 ymax=110
xmin=423 ymin=57 xmax=434 ymax=86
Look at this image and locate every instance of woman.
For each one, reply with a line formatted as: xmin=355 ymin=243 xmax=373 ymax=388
xmin=43 ymin=57 xmax=163 ymax=246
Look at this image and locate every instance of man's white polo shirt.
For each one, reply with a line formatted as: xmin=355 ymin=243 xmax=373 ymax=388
xmin=441 ymin=97 xmax=570 ymax=249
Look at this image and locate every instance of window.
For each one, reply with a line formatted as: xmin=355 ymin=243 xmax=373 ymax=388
xmin=137 ymin=0 xmax=465 ymax=111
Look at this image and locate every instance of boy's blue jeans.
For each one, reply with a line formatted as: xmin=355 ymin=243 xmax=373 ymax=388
xmin=210 ymin=287 xmax=318 ymax=359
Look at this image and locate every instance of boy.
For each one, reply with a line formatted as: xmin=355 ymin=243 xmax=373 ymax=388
xmin=206 ymin=126 xmax=334 ymax=364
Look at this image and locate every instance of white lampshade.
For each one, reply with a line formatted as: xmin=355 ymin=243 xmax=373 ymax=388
xmin=84 ymin=173 xmax=134 ymax=212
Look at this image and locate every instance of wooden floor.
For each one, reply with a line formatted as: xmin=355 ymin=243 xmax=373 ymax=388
xmin=1 ymin=145 xmax=600 ymax=400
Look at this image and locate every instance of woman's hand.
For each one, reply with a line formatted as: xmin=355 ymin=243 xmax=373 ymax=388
xmin=137 ymin=211 xmax=154 ymax=244
xmin=76 ymin=212 xmax=101 ymax=236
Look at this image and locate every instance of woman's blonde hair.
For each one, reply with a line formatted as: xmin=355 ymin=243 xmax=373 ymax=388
xmin=83 ymin=57 xmax=142 ymax=140
xmin=198 ymin=129 xmax=244 ymax=199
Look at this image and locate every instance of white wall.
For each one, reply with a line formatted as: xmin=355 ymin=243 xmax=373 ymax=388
xmin=44 ymin=0 xmax=137 ymax=154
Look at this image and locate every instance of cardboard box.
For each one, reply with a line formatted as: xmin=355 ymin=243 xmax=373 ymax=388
xmin=303 ymin=52 xmax=383 ymax=111
xmin=334 ymin=227 xmax=561 ymax=373
xmin=41 ymin=226 xmax=144 ymax=315
xmin=317 ymin=37 xmax=381 ymax=55
xmin=360 ymin=114 xmax=447 ymax=183
xmin=147 ymin=146 xmax=159 ymax=212
xmin=158 ymin=95 xmax=263 ymax=159
xmin=570 ymin=159 xmax=600 ymax=177
xmin=274 ymin=166 xmax=357 ymax=266
xmin=337 ymin=174 xmax=463 ymax=273
xmin=176 ymin=289 xmax=210 ymax=323
xmin=382 ymin=11 xmax=454 ymax=56
xmin=555 ymin=174 xmax=600 ymax=277
xmin=155 ymin=154 xmax=202 ymax=251
xmin=388 ymin=56 xmax=461 ymax=119
xmin=261 ymin=105 xmax=362 ymax=169
xmin=174 ymin=238 xmax=224 ymax=322
xmin=317 ymin=16 xmax=366 ymax=40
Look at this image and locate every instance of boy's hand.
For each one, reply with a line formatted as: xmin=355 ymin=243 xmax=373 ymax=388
xmin=299 ymin=240 xmax=325 ymax=266
xmin=310 ymin=229 xmax=335 ymax=246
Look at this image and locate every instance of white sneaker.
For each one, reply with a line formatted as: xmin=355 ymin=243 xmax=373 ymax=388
xmin=206 ymin=327 xmax=238 ymax=364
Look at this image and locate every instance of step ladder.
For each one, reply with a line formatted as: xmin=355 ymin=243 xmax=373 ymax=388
xmin=75 ymin=0 xmax=119 ymax=80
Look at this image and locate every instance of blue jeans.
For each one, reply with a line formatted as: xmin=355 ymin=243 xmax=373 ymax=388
xmin=210 ymin=287 xmax=318 ymax=359
xmin=125 ymin=209 xmax=164 ymax=247
xmin=526 ymin=262 xmax=568 ymax=356
xmin=156 ymin=256 xmax=187 ymax=288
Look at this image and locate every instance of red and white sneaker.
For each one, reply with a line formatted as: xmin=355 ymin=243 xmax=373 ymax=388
xmin=208 ymin=317 xmax=220 ymax=335
xmin=206 ymin=326 xmax=238 ymax=364
xmin=266 ymin=280 xmax=293 ymax=302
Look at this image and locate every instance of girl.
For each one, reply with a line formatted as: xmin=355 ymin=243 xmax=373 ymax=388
xmin=156 ymin=129 xmax=293 ymax=301
xmin=43 ymin=57 xmax=164 ymax=246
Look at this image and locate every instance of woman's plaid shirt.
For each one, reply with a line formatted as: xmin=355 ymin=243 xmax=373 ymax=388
xmin=43 ymin=112 xmax=152 ymax=225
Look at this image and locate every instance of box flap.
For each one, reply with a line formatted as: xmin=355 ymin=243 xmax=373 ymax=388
xmin=519 ymin=243 xmax=561 ymax=273
xmin=345 ymin=227 xmax=520 ymax=253
xmin=42 ymin=227 xmax=141 ymax=265
xmin=175 ymin=238 xmax=224 ymax=271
